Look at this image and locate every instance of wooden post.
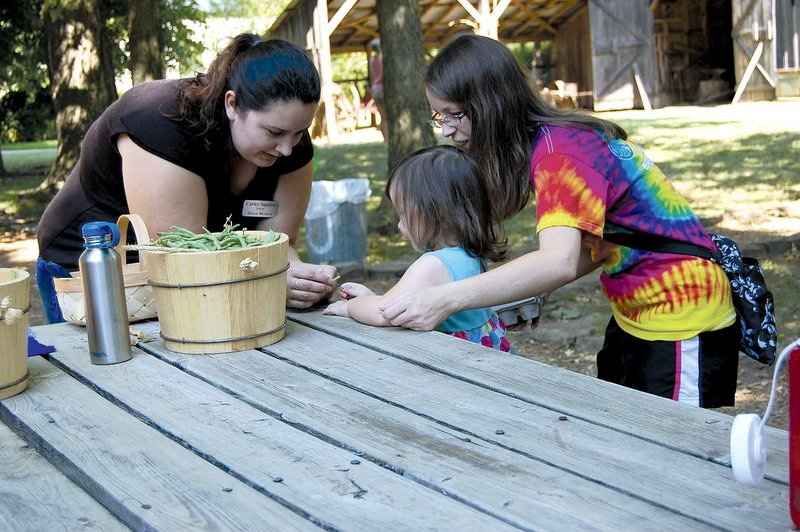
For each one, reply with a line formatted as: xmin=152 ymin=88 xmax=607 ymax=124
xmin=313 ymin=0 xmax=338 ymax=139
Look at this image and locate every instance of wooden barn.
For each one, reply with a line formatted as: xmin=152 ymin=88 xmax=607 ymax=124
xmin=266 ymin=0 xmax=797 ymax=136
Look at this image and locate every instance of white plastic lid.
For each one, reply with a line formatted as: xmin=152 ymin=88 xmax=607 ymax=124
xmin=730 ymin=413 xmax=766 ymax=485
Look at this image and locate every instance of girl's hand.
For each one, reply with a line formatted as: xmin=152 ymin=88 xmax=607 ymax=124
xmin=287 ymin=261 xmax=338 ymax=309
xmin=339 ymin=282 xmax=375 ymax=300
xmin=322 ymin=300 xmax=349 ymax=317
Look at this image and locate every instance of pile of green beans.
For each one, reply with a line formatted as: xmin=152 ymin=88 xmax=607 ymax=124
xmin=153 ymin=219 xmax=276 ymax=251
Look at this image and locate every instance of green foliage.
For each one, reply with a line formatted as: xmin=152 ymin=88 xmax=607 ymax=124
xmin=506 ymin=41 xmax=536 ymax=68
xmin=0 ymin=0 xmax=53 ymax=143
xmin=330 ymin=52 xmax=370 ymax=100
xmin=110 ymin=0 xmax=208 ymax=78
xmin=205 ymin=0 xmax=291 ymax=19
xmin=0 ymin=90 xmax=55 ymax=143
xmin=508 ymin=40 xmax=553 ymax=86
xmin=102 ymin=0 xmax=130 ymax=78
xmin=1 ymin=0 xmax=210 ymax=143
xmin=331 ymin=52 xmax=369 ymax=82
xmin=161 ymin=0 xmax=207 ymax=74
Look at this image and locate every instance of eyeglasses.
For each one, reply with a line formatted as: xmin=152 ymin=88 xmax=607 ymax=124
xmin=428 ymin=111 xmax=466 ymax=129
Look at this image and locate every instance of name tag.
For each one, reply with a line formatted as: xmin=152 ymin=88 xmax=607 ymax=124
xmin=242 ymin=200 xmax=278 ymax=218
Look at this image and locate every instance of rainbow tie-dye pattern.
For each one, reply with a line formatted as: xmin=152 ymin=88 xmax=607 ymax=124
xmin=531 ymin=125 xmax=735 ymax=340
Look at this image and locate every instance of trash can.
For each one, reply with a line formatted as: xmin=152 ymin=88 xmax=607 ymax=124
xmin=304 ymin=178 xmax=371 ymax=265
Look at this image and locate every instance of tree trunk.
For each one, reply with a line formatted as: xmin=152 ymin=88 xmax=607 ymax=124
xmin=39 ymin=0 xmax=117 ymax=190
xmin=128 ymin=0 xmax=164 ymax=84
xmin=0 ymin=150 xmax=5 ymax=178
xmin=374 ymin=0 xmax=436 ymax=234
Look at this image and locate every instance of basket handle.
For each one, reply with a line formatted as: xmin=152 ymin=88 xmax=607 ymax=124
xmin=115 ymin=213 xmax=151 ymax=271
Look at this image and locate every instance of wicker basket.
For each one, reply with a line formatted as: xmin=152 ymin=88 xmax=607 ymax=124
xmin=53 ymin=214 xmax=157 ymax=325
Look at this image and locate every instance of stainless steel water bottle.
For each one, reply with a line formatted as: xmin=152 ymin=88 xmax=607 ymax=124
xmin=79 ymin=221 xmax=133 ymax=365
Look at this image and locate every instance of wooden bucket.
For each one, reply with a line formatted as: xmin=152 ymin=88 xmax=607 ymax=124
xmin=142 ymin=232 xmax=288 ymax=354
xmin=0 ymin=268 xmax=30 ymax=399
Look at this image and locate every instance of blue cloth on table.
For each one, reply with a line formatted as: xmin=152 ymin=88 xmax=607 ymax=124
xmin=36 ymin=257 xmax=70 ymax=324
xmin=28 ymin=327 xmax=55 ymax=356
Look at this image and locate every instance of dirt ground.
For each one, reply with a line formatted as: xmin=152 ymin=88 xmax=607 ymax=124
xmin=2 ymin=205 xmax=799 ymax=430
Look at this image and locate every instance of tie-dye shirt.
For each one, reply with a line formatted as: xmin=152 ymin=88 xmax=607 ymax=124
xmin=530 ymin=125 xmax=735 ymax=340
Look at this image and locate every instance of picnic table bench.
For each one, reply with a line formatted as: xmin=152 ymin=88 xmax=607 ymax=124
xmin=0 ymin=310 xmax=791 ymax=530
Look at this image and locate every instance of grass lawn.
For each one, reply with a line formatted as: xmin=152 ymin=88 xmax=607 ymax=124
xmin=312 ymin=101 xmax=800 ymax=347
xmin=1 ymin=145 xmax=56 ymax=175
xmin=311 ymin=101 xmax=800 ymax=261
xmin=2 ymin=102 xmax=797 ymax=256
xmin=1 ymin=102 xmax=798 ymax=344
xmin=1 ymin=140 xmax=57 ymax=151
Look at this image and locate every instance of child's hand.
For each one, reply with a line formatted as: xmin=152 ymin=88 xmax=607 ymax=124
xmin=339 ymin=282 xmax=375 ymax=300
xmin=322 ymin=300 xmax=349 ymax=317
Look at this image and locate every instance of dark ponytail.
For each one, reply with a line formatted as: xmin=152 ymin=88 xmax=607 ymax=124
xmin=172 ymin=33 xmax=320 ymax=148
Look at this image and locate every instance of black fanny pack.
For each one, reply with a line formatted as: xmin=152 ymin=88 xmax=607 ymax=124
xmin=603 ymin=224 xmax=777 ymax=365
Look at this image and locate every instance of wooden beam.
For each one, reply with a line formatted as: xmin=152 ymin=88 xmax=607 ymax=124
xmin=456 ymin=0 xmax=482 ymax=21
xmin=632 ymin=63 xmax=652 ymax=111
xmin=328 ymin=0 xmax=359 ymax=36
xmin=424 ymin=4 xmax=460 ymax=40
xmin=313 ymin=0 xmax=338 ymax=139
xmin=491 ymin=0 xmax=513 ymax=22
xmin=510 ymin=0 xmax=561 ymax=36
xmin=732 ymin=40 xmax=764 ymax=104
xmin=547 ymin=0 xmax=583 ymax=23
xmin=476 ymin=0 xmax=497 ymax=39
xmin=733 ymin=35 xmax=776 ymax=87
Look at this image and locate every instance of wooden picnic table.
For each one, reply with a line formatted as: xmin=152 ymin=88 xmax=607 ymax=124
xmin=0 ymin=310 xmax=791 ymax=530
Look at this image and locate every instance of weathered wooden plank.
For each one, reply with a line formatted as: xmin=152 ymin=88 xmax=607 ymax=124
xmin=277 ymin=315 xmax=789 ymax=527
xmin=0 ymin=356 xmax=316 ymax=532
xmin=272 ymin=320 xmax=790 ymax=529
xmin=0 ymin=420 xmax=127 ymax=532
xmin=288 ymin=310 xmax=790 ymax=483
xmin=120 ymin=324 xmax=753 ymax=530
xmin=35 ymin=326 xmax=518 ymax=531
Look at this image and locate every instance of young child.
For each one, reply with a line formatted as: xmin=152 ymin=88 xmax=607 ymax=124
xmin=322 ymin=145 xmax=514 ymax=353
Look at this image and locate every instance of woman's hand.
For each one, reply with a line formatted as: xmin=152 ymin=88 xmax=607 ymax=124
xmin=287 ymin=260 xmax=338 ymax=309
xmin=338 ymin=282 xmax=375 ymax=300
xmin=379 ymin=285 xmax=451 ymax=331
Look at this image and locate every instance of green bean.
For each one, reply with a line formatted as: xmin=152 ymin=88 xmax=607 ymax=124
xmin=152 ymin=215 xmax=277 ymax=251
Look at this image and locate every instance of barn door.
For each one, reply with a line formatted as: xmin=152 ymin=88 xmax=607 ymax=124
xmin=587 ymin=0 xmax=659 ymax=111
xmin=731 ymin=0 xmax=776 ymax=102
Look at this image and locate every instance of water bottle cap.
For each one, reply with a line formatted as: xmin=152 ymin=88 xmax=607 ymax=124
xmin=730 ymin=413 xmax=766 ymax=485
xmin=81 ymin=222 xmax=121 ymax=246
